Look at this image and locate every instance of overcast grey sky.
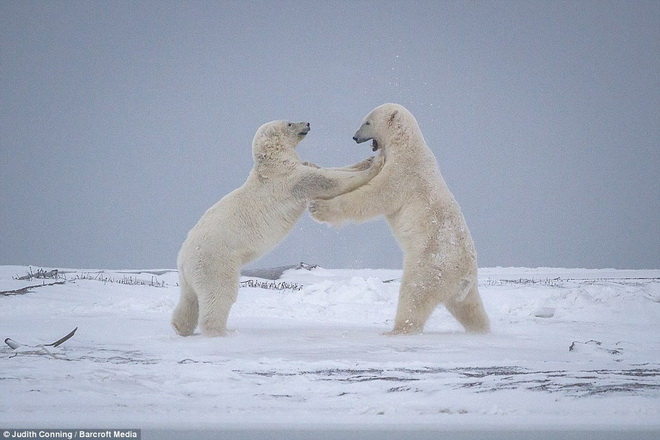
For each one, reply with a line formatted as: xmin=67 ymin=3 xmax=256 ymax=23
xmin=1 ymin=0 xmax=658 ymax=270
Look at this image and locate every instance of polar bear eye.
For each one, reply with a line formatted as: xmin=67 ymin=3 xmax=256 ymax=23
xmin=287 ymin=123 xmax=293 ymax=127
xmin=365 ymin=121 xmax=371 ymax=125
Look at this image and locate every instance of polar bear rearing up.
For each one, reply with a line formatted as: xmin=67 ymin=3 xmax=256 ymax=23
xmin=309 ymin=104 xmax=490 ymax=334
xmin=173 ymin=120 xmax=383 ymax=336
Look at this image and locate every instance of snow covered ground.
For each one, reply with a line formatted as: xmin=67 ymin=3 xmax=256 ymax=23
xmin=1 ymin=265 xmax=659 ymax=439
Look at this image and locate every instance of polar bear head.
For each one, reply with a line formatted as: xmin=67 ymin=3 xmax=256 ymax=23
xmin=353 ymin=103 xmax=421 ymax=153
xmin=252 ymin=120 xmax=311 ymax=163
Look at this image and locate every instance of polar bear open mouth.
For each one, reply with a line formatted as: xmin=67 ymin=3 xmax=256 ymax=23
xmin=371 ymin=139 xmax=379 ymax=152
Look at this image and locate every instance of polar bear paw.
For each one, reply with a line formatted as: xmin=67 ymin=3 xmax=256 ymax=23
xmin=308 ymin=200 xmax=341 ymax=226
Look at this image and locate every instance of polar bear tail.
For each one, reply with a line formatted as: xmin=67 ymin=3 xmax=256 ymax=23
xmin=172 ymin=270 xmax=199 ymax=336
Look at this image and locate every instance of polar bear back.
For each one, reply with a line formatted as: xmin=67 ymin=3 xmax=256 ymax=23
xmin=179 ymin=176 xmax=307 ymax=268
xmin=364 ymin=105 xmax=475 ymax=266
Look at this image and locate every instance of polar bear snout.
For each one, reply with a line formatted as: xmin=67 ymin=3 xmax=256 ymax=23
xmin=352 ymin=133 xmax=370 ymax=143
xmin=353 ymin=122 xmax=375 ymax=148
xmin=353 ymin=133 xmax=378 ymax=152
xmin=297 ymin=122 xmax=311 ymax=136
xmin=285 ymin=121 xmax=310 ymax=137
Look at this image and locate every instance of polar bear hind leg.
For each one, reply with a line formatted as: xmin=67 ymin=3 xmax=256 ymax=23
xmin=171 ymin=271 xmax=199 ymax=336
xmin=388 ymin=275 xmax=439 ymax=335
xmin=445 ymin=282 xmax=490 ymax=333
xmin=389 ymin=273 xmax=490 ymax=335
xmin=196 ymin=268 xmax=240 ymax=337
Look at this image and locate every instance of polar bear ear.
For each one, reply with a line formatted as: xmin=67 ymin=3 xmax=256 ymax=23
xmin=387 ymin=109 xmax=399 ymax=127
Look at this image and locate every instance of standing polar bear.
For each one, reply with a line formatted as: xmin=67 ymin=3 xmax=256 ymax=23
xmin=173 ymin=120 xmax=383 ymax=336
xmin=310 ymin=103 xmax=490 ymax=334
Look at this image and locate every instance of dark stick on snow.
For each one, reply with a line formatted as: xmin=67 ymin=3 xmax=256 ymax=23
xmin=0 ymin=281 xmax=66 ymax=296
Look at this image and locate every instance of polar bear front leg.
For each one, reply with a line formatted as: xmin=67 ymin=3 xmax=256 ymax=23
xmin=308 ymin=179 xmax=389 ymax=226
xmin=340 ymin=156 xmax=374 ymax=171
xmin=301 ymin=154 xmax=384 ymax=202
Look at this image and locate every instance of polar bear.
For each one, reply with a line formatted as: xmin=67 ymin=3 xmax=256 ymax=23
xmin=309 ymin=104 xmax=490 ymax=334
xmin=173 ymin=120 xmax=383 ymax=336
